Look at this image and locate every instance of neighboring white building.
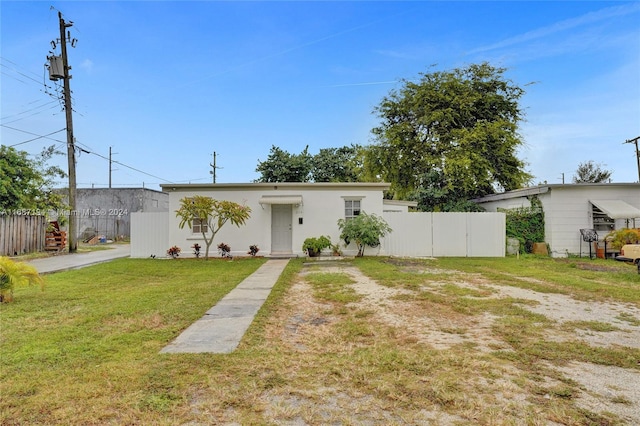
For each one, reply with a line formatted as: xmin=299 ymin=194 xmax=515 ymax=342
xmin=473 ymin=183 xmax=640 ymax=257
xmin=130 ymin=182 xmax=506 ymax=259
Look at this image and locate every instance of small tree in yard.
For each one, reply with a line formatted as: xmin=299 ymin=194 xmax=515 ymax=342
xmin=337 ymin=212 xmax=392 ymax=257
xmin=0 ymin=257 xmax=44 ymax=303
xmin=175 ymin=196 xmax=251 ymax=259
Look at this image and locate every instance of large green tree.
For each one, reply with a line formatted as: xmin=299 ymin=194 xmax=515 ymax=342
xmin=311 ymin=144 xmax=364 ymax=182
xmin=256 ymin=144 xmax=368 ymax=183
xmin=366 ymin=62 xmax=532 ymax=206
xmin=255 ymin=145 xmax=313 ymax=183
xmin=0 ymin=145 xmax=67 ymax=212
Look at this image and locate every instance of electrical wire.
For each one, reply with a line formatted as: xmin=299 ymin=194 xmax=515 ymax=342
xmin=1 ymin=125 xmax=67 ymax=146
xmin=1 ymin=100 xmax=60 ymax=124
xmin=0 ymin=58 xmax=44 ymax=87
xmin=6 ymin=128 xmax=67 ymax=147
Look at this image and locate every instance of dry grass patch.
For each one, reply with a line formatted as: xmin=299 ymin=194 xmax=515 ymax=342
xmin=3 ymin=255 xmax=639 ymax=425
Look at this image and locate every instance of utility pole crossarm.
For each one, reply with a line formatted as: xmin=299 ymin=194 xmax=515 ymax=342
xmin=624 ymin=136 xmax=640 ymax=183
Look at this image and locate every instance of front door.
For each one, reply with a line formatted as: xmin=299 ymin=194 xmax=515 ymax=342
xmin=271 ymin=204 xmax=292 ymax=253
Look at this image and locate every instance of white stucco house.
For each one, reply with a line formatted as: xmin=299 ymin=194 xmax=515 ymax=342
xmin=130 ymin=182 xmax=507 ymax=259
xmin=473 ymin=183 xmax=640 ymax=257
xmin=163 ymin=182 xmax=395 ymax=258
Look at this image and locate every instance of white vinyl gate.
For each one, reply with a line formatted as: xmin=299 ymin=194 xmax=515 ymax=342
xmin=382 ymin=212 xmax=505 ymax=257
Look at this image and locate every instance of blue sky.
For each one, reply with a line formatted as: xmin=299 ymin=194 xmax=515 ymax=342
xmin=2 ymin=1 xmax=639 ymax=192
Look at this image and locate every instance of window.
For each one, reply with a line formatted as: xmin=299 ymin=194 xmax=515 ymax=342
xmin=192 ymin=218 xmax=208 ymax=234
xmin=345 ymin=199 xmax=361 ymax=220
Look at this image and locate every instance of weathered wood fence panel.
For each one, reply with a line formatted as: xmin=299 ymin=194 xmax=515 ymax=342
xmin=0 ymin=215 xmax=47 ymax=256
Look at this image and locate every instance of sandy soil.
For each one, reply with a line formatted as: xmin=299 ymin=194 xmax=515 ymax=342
xmin=271 ymin=260 xmax=640 ymax=425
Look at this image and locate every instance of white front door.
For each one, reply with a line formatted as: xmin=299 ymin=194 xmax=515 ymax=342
xmin=271 ymin=204 xmax=292 ymax=253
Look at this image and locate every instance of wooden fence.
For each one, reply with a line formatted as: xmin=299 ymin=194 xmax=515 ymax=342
xmin=0 ymin=215 xmax=47 ymax=256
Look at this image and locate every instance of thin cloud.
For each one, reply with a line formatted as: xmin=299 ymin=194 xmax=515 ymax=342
xmin=469 ymin=3 xmax=640 ymax=55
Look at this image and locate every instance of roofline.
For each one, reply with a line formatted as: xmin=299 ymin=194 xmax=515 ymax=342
xmin=160 ymin=182 xmax=392 ymax=191
xmin=473 ymin=182 xmax=640 ymax=203
xmin=57 ymin=187 xmax=168 ymax=195
xmin=383 ymin=199 xmax=419 ymax=207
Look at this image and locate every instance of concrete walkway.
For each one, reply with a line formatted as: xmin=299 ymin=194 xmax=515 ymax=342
xmin=161 ymin=258 xmax=290 ymax=354
xmin=25 ymin=244 xmax=131 ymax=274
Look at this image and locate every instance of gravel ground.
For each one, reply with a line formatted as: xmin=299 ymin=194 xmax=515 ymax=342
xmin=293 ymin=261 xmax=640 ymax=424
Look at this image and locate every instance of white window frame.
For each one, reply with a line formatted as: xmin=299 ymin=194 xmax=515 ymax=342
xmin=192 ymin=217 xmax=208 ymax=234
xmin=344 ymin=199 xmax=362 ymax=220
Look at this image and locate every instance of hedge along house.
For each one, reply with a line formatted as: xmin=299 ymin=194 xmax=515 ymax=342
xmin=472 ymin=183 xmax=640 ymax=258
xmin=138 ymin=182 xmax=394 ymax=258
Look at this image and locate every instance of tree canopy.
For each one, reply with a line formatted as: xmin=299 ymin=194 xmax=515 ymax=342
xmin=255 ymin=145 xmax=312 ymax=183
xmin=0 ymin=145 xmax=67 ymax=213
xmin=311 ymin=144 xmax=364 ymax=182
xmin=365 ymin=62 xmax=532 ymax=208
xmin=572 ymin=161 xmax=612 ymax=183
xmin=255 ymin=144 xmax=365 ymax=183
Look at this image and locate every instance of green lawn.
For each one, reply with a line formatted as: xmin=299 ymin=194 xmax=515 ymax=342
xmin=1 ymin=255 xmax=638 ymax=425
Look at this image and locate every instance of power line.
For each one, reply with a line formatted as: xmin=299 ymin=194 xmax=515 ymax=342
xmin=7 ymin=128 xmax=66 ymax=147
xmin=1 ymin=126 xmax=174 ymax=183
xmin=76 ymin=145 xmax=173 ymax=184
xmin=0 ymin=58 xmax=45 ymax=87
xmin=1 ymin=100 xmax=60 ymax=124
xmin=1 ymin=125 xmax=67 ymax=146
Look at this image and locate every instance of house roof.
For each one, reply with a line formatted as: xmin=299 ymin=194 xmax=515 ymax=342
xmin=472 ymin=183 xmax=640 ymax=203
xmin=161 ymin=182 xmax=391 ymax=191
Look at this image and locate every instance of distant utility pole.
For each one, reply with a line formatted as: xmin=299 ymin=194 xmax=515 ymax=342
xmin=209 ymin=151 xmax=222 ymax=183
xmin=109 ymin=146 xmax=118 ymax=188
xmin=48 ymin=11 xmax=78 ymax=252
xmin=624 ymin=136 xmax=640 ymax=182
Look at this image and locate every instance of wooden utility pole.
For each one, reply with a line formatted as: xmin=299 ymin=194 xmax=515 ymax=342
xmin=58 ymin=11 xmax=78 ymax=253
xmin=624 ymin=136 xmax=640 ymax=182
xmin=210 ymin=152 xmax=222 ymax=183
xmin=109 ymin=146 xmax=117 ymax=189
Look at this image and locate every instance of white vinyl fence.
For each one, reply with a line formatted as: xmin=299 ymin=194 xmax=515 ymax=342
xmin=130 ymin=212 xmax=169 ymax=258
xmin=382 ymin=212 xmax=505 ymax=257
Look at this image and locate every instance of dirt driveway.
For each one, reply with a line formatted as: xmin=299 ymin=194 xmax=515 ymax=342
xmin=259 ymin=259 xmax=640 ymax=425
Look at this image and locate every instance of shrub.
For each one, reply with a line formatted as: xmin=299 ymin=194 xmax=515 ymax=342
xmin=0 ymin=257 xmax=44 ymax=303
xmin=606 ymin=228 xmax=640 ymax=249
xmin=302 ymin=236 xmax=332 ymax=256
xmin=247 ymin=245 xmax=260 ymax=257
xmin=337 ymin=212 xmax=392 ymax=257
xmin=167 ymin=246 xmax=181 ymax=258
xmin=499 ymin=196 xmax=545 ymax=253
xmin=217 ymin=242 xmax=232 ymax=258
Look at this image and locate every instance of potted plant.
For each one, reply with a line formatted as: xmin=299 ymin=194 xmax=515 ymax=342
xmin=302 ymin=236 xmax=332 ymax=257
xmin=247 ymin=245 xmax=260 ymax=257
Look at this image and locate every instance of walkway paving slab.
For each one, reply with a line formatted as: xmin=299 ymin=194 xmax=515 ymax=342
xmin=160 ymin=259 xmax=289 ymax=354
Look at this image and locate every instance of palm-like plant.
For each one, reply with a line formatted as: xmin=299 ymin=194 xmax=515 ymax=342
xmin=0 ymin=257 xmax=44 ymax=302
